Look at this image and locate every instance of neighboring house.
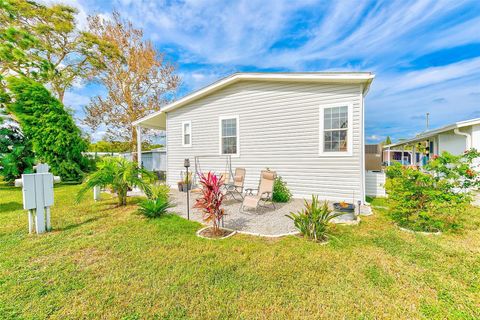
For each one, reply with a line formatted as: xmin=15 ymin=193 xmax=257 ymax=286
xmin=382 ymin=149 xmax=421 ymax=166
xmin=120 ymin=148 xmax=167 ymax=172
xmin=84 ymin=148 xmax=167 ymax=172
xmin=384 ymin=117 xmax=480 ymax=166
xmin=133 ymin=72 xmax=375 ymax=203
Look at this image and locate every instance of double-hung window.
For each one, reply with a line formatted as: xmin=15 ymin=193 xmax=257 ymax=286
xmin=219 ymin=116 xmax=239 ymax=156
xmin=182 ymin=121 xmax=191 ymax=147
xmin=319 ymin=104 xmax=353 ymax=156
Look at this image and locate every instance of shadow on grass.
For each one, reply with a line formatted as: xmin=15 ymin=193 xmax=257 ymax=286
xmin=55 ymin=214 xmax=109 ymax=232
xmin=0 ymin=201 xmax=23 ymax=213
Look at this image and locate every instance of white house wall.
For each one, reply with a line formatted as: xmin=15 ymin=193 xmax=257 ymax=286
xmin=166 ymin=80 xmax=364 ymax=202
xmin=471 ymin=124 xmax=480 ymax=150
xmin=438 ymin=132 xmax=466 ymax=155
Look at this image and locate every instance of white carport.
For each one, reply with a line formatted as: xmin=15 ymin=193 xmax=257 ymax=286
xmin=132 ymin=112 xmax=166 ymax=170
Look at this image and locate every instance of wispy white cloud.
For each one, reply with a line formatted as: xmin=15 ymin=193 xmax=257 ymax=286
xmin=43 ymin=0 xmax=480 ymax=142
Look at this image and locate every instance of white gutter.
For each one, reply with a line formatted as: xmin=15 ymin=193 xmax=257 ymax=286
xmin=454 ymin=128 xmax=472 ymax=149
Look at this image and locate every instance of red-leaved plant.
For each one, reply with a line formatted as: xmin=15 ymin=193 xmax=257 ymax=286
xmin=194 ymin=172 xmax=226 ymax=235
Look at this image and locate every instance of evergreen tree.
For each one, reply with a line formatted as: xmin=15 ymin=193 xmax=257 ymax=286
xmin=0 ymin=124 xmax=35 ymax=184
xmin=6 ymin=76 xmax=87 ymax=181
xmin=384 ymin=136 xmax=392 ymax=145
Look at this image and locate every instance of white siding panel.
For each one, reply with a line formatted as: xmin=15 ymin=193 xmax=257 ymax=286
xmin=365 ymin=170 xmax=386 ymax=197
xmin=166 ymin=80 xmax=364 ymax=202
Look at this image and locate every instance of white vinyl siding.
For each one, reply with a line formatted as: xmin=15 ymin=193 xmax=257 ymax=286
xmin=166 ymin=80 xmax=364 ymax=202
xmin=219 ymin=115 xmax=239 ymax=156
xmin=182 ymin=121 xmax=191 ymax=147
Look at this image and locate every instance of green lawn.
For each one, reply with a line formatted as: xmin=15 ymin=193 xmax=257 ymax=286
xmin=1 ymin=183 xmax=479 ymax=319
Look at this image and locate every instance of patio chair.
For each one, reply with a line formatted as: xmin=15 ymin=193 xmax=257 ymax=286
xmin=224 ymin=168 xmax=246 ymax=201
xmin=240 ymin=170 xmax=276 ymax=213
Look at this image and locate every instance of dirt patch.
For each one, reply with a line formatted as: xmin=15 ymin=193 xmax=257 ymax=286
xmin=197 ymin=227 xmax=236 ymax=239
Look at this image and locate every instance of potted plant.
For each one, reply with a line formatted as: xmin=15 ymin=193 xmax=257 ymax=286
xmin=194 ymin=172 xmax=235 ymax=239
xmin=182 ymin=171 xmax=192 ymax=192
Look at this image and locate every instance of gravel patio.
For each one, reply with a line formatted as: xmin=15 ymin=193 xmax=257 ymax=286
xmin=169 ymin=190 xmax=371 ymax=236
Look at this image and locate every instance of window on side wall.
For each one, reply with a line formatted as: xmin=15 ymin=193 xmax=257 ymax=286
xmin=182 ymin=121 xmax=191 ymax=147
xmin=319 ymin=104 xmax=353 ymax=156
xmin=219 ymin=116 xmax=239 ymax=156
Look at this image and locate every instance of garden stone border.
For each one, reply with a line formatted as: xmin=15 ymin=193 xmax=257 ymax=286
xmin=196 ymin=226 xmax=237 ymax=240
xmin=331 ymin=216 xmax=361 ymax=226
xmin=236 ymin=230 xmax=300 ymax=238
xmin=396 ymin=225 xmax=442 ymax=236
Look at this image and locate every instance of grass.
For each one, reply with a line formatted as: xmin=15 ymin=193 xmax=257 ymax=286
xmin=1 ymin=183 xmax=480 ymax=319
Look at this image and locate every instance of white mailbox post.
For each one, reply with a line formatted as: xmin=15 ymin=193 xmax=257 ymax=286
xmin=16 ymin=163 xmax=59 ymax=234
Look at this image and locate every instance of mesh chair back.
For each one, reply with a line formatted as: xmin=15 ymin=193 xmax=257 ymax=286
xmin=258 ymin=170 xmax=276 ymax=195
xmin=233 ymin=168 xmax=246 ymax=187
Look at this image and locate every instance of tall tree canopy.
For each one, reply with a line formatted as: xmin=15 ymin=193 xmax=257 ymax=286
xmin=83 ymin=12 xmax=180 ymax=153
xmin=6 ymin=76 xmax=88 ymax=181
xmin=0 ymin=0 xmax=115 ymax=102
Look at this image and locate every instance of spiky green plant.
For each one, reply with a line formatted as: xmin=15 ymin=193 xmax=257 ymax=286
xmin=286 ymin=195 xmax=342 ymax=242
xmin=145 ymin=184 xmax=170 ymax=201
xmin=76 ymin=157 xmax=154 ymax=206
xmin=138 ymin=197 xmax=174 ymax=218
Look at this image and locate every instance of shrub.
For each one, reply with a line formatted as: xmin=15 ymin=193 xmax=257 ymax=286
xmin=146 ymin=184 xmax=170 ymax=202
xmin=273 ymin=176 xmax=292 ymax=202
xmin=286 ymin=195 xmax=341 ymax=242
xmin=138 ymin=197 xmax=174 ymax=218
xmin=384 ymin=150 xmax=480 ymax=232
xmin=76 ymin=157 xmax=154 ymax=206
xmin=0 ymin=125 xmax=35 ymax=184
xmin=193 ymin=172 xmax=225 ymax=235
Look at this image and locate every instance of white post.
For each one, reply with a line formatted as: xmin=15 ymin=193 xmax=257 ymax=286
xmin=93 ymin=185 xmax=101 ymax=201
xmin=45 ymin=207 xmax=51 ymax=231
xmin=136 ymin=125 xmax=142 ymax=169
xmin=401 ymin=146 xmax=405 ymax=165
xmin=34 ymin=174 xmax=46 ymax=234
xmin=412 ymin=145 xmax=416 ymax=166
xmin=387 ymin=147 xmax=391 ymax=166
xmin=28 ymin=210 xmax=34 ymax=234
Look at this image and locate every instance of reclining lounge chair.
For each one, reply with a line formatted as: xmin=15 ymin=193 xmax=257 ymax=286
xmin=224 ymin=168 xmax=246 ymax=201
xmin=240 ymin=170 xmax=276 ymax=213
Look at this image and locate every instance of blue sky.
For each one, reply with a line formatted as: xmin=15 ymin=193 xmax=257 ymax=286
xmin=56 ymin=0 xmax=480 ymax=143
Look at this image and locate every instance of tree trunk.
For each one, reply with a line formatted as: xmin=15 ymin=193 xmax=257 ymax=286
xmin=53 ymin=86 xmax=65 ymax=103
xmin=118 ymin=188 xmax=127 ymax=206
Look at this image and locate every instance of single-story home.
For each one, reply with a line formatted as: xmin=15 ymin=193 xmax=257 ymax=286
xmin=133 ymin=72 xmax=375 ymax=203
xmin=382 ymin=149 xmax=422 ymax=166
xmin=384 ymin=117 xmax=480 ymax=166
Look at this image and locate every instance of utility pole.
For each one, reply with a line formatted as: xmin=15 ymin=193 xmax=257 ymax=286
xmin=426 ymin=112 xmax=430 ymax=131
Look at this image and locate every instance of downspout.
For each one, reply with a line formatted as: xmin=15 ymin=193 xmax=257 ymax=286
xmin=454 ymin=128 xmax=472 ymax=150
xmin=360 ymin=86 xmax=368 ymax=205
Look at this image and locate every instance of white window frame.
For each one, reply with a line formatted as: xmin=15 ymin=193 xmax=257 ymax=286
xmin=219 ymin=115 xmax=240 ymax=157
xmin=182 ymin=120 xmax=192 ymax=147
xmin=319 ymin=103 xmax=353 ymax=156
